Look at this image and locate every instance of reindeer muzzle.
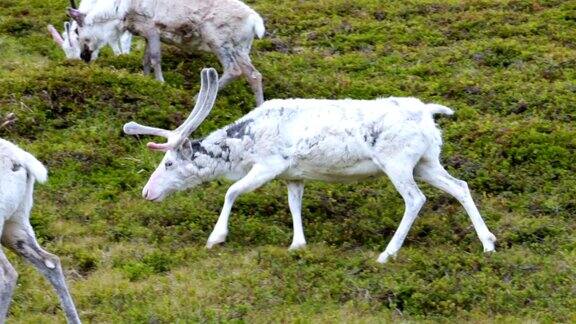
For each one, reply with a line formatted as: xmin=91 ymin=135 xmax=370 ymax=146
xmin=80 ymin=47 xmax=92 ymax=63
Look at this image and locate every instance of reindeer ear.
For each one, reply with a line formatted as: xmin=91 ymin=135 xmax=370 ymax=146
xmin=64 ymin=21 xmax=71 ymax=37
xmin=47 ymin=25 xmax=64 ymax=46
xmin=67 ymin=8 xmax=85 ymax=27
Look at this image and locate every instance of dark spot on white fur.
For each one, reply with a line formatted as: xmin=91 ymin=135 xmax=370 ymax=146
xmin=182 ymin=139 xmax=232 ymax=163
xmin=11 ymin=163 xmax=21 ymax=172
xmin=365 ymin=124 xmax=381 ymax=146
xmin=226 ymin=119 xmax=254 ymax=139
xmin=15 ymin=240 xmax=25 ymax=250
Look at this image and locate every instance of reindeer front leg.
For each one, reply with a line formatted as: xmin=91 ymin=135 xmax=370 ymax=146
xmin=110 ymin=40 xmax=122 ymax=56
xmin=207 ymin=162 xmax=287 ymax=248
xmin=142 ymin=40 xmax=151 ymax=76
xmin=145 ymin=31 xmax=164 ymax=82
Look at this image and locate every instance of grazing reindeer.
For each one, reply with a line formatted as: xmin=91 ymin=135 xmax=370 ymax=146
xmin=124 ymin=68 xmax=497 ymax=263
xmin=48 ymin=0 xmax=131 ymax=60
xmin=0 ymin=118 xmax=81 ymax=323
xmin=68 ymin=0 xmax=265 ymax=106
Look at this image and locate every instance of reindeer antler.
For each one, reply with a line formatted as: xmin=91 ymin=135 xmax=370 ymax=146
xmin=123 ymin=68 xmax=219 ymax=151
xmin=0 ymin=113 xmax=16 ymax=129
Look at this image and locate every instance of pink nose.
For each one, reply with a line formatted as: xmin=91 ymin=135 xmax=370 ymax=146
xmin=142 ymin=187 xmax=161 ymax=201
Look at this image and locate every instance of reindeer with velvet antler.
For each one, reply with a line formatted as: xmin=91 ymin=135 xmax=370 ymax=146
xmin=68 ymin=0 xmax=266 ymax=106
xmin=47 ymin=0 xmax=131 ymax=59
xmin=0 ymin=114 xmax=81 ymax=323
xmin=124 ymin=68 xmax=497 ymax=263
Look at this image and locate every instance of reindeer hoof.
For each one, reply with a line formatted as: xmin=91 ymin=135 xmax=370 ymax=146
xmin=206 ymin=232 xmax=227 ymax=249
xmin=206 ymin=240 xmax=224 ymax=249
xmin=482 ymin=233 xmax=497 ymax=252
xmin=288 ymin=241 xmax=306 ymax=250
xmin=377 ymin=251 xmax=396 ymax=264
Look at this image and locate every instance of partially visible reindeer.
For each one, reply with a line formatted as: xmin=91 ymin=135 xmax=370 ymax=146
xmin=124 ymin=68 xmax=497 ymax=264
xmin=48 ymin=0 xmax=131 ymax=59
xmin=0 ymin=115 xmax=81 ymax=323
xmin=69 ymin=0 xmax=265 ymax=105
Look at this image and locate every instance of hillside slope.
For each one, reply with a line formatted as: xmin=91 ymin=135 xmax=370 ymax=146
xmin=0 ymin=0 xmax=574 ymax=322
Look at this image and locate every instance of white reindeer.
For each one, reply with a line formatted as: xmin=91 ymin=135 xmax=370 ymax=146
xmin=68 ymin=0 xmax=266 ymax=105
xmin=48 ymin=0 xmax=132 ymax=60
xmin=0 ymin=118 xmax=81 ymax=323
xmin=124 ymin=68 xmax=497 ymax=263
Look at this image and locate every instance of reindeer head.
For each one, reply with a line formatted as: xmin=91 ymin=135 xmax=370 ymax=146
xmin=124 ymin=68 xmax=219 ymax=201
xmin=68 ymin=4 xmax=121 ymax=62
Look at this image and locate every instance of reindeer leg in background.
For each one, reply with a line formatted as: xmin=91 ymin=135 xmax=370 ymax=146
xmin=237 ymin=53 xmax=264 ymax=106
xmin=213 ymin=49 xmax=243 ymax=91
xmin=145 ymin=31 xmax=164 ymax=82
xmin=143 ymin=39 xmax=152 ymax=76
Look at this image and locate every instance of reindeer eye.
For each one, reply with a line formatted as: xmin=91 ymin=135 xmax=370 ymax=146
xmin=165 ymin=161 xmax=173 ymax=168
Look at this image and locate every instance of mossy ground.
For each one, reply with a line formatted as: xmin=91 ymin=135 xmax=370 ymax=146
xmin=1 ymin=0 xmax=575 ymax=322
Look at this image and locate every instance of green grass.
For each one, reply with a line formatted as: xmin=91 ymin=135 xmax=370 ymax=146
xmin=1 ymin=0 xmax=575 ymax=322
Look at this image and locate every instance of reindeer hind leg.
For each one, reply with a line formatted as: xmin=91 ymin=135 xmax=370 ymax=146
xmin=214 ymin=49 xmax=243 ymax=91
xmin=237 ymin=53 xmax=264 ymax=106
xmin=415 ymin=147 xmax=496 ymax=252
xmin=2 ymin=221 xmax=81 ymax=324
xmin=0 ymin=246 xmax=17 ymax=321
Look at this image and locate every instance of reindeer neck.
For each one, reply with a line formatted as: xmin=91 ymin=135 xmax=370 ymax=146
xmin=185 ymin=130 xmax=246 ymax=179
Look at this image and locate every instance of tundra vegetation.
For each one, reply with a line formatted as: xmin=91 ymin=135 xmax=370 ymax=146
xmin=0 ymin=0 xmax=575 ymax=322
